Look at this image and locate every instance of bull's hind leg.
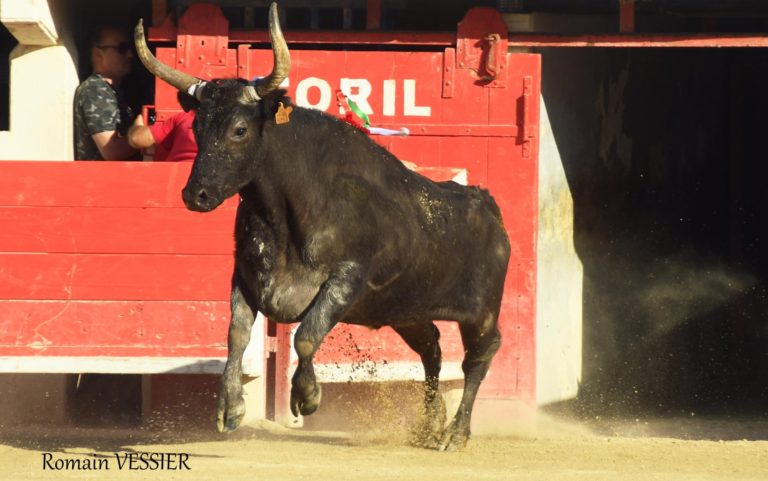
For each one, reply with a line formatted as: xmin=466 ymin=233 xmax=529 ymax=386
xmin=217 ymin=274 xmax=257 ymax=432
xmin=291 ymin=261 xmax=365 ymax=417
xmin=439 ymin=313 xmax=501 ymax=451
xmin=392 ymin=323 xmax=446 ymax=448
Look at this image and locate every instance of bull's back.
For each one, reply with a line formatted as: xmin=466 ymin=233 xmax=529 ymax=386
xmin=347 ymin=176 xmax=510 ymax=325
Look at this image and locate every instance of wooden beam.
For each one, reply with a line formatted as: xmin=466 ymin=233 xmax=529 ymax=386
xmin=366 ymin=0 xmax=381 ymax=30
xmin=508 ymin=34 xmax=768 ymax=48
xmin=619 ymin=0 xmax=636 ymax=33
xmin=152 ymin=0 xmax=168 ymax=27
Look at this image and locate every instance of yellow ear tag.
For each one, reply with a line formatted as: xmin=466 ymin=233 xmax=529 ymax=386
xmin=275 ymin=102 xmax=293 ymax=125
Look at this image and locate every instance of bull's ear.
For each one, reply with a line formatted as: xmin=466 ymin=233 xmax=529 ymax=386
xmin=176 ymin=91 xmax=199 ymax=112
xmin=258 ymin=89 xmax=290 ymax=120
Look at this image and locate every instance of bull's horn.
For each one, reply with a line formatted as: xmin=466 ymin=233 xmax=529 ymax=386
xmin=134 ymin=19 xmax=205 ymax=98
xmin=252 ymin=2 xmax=291 ymax=98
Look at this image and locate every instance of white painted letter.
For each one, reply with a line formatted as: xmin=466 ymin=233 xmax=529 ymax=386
xmin=383 ymin=80 xmax=396 ymax=116
xmin=296 ymin=77 xmax=332 ymax=111
xmin=340 ymin=78 xmax=373 ymax=115
xmin=403 ymin=79 xmax=431 ymax=117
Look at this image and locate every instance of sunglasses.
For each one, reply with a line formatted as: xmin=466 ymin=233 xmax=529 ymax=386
xmin=97 ymin=42 xmax=132 ymax=54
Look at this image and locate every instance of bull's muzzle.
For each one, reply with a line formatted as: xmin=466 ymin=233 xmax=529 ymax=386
xmin=182 ymin=185 xmax=218 ymax=212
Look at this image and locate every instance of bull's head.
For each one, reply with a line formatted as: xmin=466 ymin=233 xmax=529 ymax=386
xmin=134 ymin=3 xmax=290 ymax=212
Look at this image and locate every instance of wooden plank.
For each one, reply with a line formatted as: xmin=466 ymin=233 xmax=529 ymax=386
xmin=0 ymin=206 xmax=235 ymax=254
xmin=0 ymin=161 xmax=210 ymax=208
xmin=0 ymin=253 xmax=233 ymax=300
xmin=314 ymin=361 xmax=463 ymax=383
xmin=0 ymin=356 xmax=228 ymax=374
xmin=161 ymin=29 xmax=455 ymax=46
xmin=508 ymin=33 xmax=768 ymax=48
xmin=0 ymin=300 xmax=229 ymax=357
xmin=313 ymin=322 xmax=466 ymax=365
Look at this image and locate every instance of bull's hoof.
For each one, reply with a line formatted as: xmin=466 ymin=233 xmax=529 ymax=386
xmin=409 ymin=399 xmax=447 ymax=449
xmin=436 ymin=422 xmax=470 ymax=452
xmin=290 ymin=384 xmax=322 ymax=417
xmin=216 ymin=396 xmax=246 ymax=433
xmin=409 ymin=427 xmax=441 ymax=450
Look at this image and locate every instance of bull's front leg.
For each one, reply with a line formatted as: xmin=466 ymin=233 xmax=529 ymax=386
xmin=291 ymin=261 xmax=365 ymax=417
xmin=217 ymin=274 xmax=257 ymax=433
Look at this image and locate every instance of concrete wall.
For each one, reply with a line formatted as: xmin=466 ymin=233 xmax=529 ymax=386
xmin=0 ymin=0 xmax=78 ymax=160
xmin=0 ymin=374 xmax=72 ymax=426
xmin=535 ymin=96 xmax=583 ymax=406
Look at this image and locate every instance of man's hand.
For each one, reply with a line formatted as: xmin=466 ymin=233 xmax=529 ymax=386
xmin=127 ymin=116 xmax=156 ymax=150
xmin=92 ymin=130 xmax=138 ymax=160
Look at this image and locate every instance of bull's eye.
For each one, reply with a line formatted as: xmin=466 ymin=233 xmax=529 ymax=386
xmin=234 ymin=126 xmax=247 ymax=138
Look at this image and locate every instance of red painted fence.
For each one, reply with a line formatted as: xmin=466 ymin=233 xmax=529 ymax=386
xmin=0 ymin=162 xmax=237 ymax=372
xmin=0 ymin=5 xmax=540 ymax=421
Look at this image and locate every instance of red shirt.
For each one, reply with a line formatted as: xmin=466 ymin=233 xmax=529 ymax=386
xmin=149 ymin=110 xmax=197 ymax=162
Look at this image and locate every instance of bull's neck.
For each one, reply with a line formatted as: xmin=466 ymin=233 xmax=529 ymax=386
xmin=243 ymin=106 xmax=380 ymax=223
xmin=261 ymin=107 xmax=339 ymax=200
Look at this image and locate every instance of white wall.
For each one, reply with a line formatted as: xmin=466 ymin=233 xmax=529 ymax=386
xmin=0 ymin=0 xmax=78 ymax=160
xmin=536 ymin=97 xmax=583 ymax=405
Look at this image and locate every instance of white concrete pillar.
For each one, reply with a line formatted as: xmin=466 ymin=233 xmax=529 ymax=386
xmin=536 ymin=94 xmax=583 ymax=406
xmin=0 ymin=0 xmax=79 ymax=160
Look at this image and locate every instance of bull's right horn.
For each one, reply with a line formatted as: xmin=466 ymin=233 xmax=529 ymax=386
xmin=134 ymin=19 xmax=206 ymax=98
xmin=253 ymin=2 xmax=291 ymax=98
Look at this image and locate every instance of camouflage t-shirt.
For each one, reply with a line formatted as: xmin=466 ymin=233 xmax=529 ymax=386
xmin=73 ymin=74 xmax=130 ymax=160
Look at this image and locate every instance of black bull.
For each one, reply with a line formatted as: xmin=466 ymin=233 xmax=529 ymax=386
xmin=135 ymin=5 xmax=510 ymax=452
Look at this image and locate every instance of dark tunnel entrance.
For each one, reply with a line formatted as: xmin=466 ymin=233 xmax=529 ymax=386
xmin=541 ymin=46 xmax=768 ymax=416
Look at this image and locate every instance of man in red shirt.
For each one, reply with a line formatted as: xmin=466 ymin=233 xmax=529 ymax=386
xmin=128 ymin=109 xmax=196 ymax=162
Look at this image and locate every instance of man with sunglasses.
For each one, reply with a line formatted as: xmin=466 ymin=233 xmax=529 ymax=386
xmin=73 ymin=25 xmax=139 ymax=160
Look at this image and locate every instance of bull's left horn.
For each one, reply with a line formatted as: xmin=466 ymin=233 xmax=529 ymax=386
xmin=134 ymin=19 xmax=205 ymax=98
xmin=253 ymin=2 xmax=291 ymax=98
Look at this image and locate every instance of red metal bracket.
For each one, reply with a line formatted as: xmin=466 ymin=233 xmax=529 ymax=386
xmin=237 ymin=44 xmax=251 ymax=80
xmin=176 ymin=4 xmax=230 ymax=77
xmin=483 ymin=34 xmax=502 ymax=80
xmin=442 ymin=47 xmax=456 ymax=99
xmin=520 ymin=76 xmax=536 ymax=158
xmin=456 ymin=7 xmax=508 ymax=88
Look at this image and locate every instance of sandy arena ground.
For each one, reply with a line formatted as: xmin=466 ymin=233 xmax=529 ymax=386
xmin=1 ymin=413 xmax=767 ymax=481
